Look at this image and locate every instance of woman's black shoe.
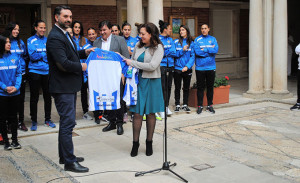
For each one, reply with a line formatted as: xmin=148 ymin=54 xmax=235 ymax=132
xmin=130 ymin=141 xmax=139 ymax=157
xmin=4 ymin=141 xmax=12 ymax=151
xmin=146 ymin=140 xmax=153 ymax=156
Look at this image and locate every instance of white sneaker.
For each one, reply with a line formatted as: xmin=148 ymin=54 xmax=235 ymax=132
xmin=167 ymin=107 xmax=172 ymax=115
xmin=83 ymin=112 xmax=93 ymax=120
xmin=160 ymin=112 xmax=165 ymax=119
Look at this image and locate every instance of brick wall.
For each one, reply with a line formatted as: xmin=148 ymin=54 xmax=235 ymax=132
xmin=51 ymin=4 xmax=117 ymax=37
xmin=239 ymin=9 xmax=249 ymax=57
xmin=163 ymin=7 xmax=209 ymax=36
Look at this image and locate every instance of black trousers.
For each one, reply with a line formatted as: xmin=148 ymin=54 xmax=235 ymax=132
xmin=174 ymin=69 xmax=192 ymax=106
xmin=196 ymin=70 xmax=215 ymax=106
xmin=29 ymin=72 xmax=52 ymax=122
xmin=18 ymin=74 xmax=26 ymax=123
xmin=81 ymin=81 xmax=89 ymax=113
xmin=297 ymin=70 xmax=300 ymax=103
xmin=0 ymin=95 xmax=19 ymax=142
xmin=161 ymin=66 xmax=174 ymax=107
xmin=52 ymin=93 xmax=77 ymax=164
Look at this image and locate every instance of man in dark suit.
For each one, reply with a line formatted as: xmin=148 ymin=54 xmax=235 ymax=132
xmin=93 ymin=20 xmax=130 ymax=135
xmin=47 ymin=5 xmax=94 ymax=173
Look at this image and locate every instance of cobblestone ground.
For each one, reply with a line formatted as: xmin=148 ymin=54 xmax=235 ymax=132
xmin=155 ymin=102 xmax=300 ymax=182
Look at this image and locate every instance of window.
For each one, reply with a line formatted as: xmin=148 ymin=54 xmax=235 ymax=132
xmin=170 ymin=16 xmax=198 ymax=39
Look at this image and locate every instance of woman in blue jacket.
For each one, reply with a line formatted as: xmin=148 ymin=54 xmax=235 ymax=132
xmin=72 ymin=20 xmax=93 ymax=121
xmin=194 ymin=24 xmax=219 ymax=114
xmin=158 ymin=20 xmax=176 ymax=117
xmin=4 ymin=22 xmax=29 ymax=132
xmin=0 ymin=35 xmax=22 ymax=150
xmin=122 ymin=22 xmax=138 ymax=57
xmin=27 ymin=20 xmax=55 ymax=131
xmin=173 ymin=25 xmax=195 ymax=113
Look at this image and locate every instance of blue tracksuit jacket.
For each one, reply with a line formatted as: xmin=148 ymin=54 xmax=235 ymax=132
xmin=0 ymin=53 xmax=22 ymax=96
xmin=159 ymin=35 xmax=176 ymax=67
xmin=124 ymin=36 xmax=138 ymax=54
xmin=27 ymin=34 xmax=48 ymax=75
xmin=10 ymin=38 xmax=28 ymax=75
xmin=193 ymin=35 xmax=219 ymax=71
xmin=174 ymin=39 xmax=195 ymax=71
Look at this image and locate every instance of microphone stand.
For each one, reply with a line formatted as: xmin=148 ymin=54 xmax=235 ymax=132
xmin=135 ymin=59 xmax=188 ymax=183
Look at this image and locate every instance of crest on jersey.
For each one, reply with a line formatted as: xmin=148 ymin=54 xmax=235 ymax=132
xmin=130 ymin=42 xmax=134 ymax=46
xmin=11 ymin=59 xmax=16 ymax=64
xmin=209 ymin=40 xmax=212 ymax=44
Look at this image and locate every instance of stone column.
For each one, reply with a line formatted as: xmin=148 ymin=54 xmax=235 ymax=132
xmin=264 ymin=0 xmax=273 ymax=92
xmin=148 ymin=0 xmax=164 ymax=28
xmin=272 ymin=0 xmax=289 ymax=94
xmin=117 ymin=0 xmax=123 ymax=27
xmin=247 ymin=0 xmax=264 ymax=94
xmin=127 ymin=0 xmax=143 ymax=37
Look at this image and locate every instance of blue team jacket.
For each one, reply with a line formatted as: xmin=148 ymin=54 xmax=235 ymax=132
xmin=0 ymin=53 xmax=22 ymax=96
xmin=124 ymin=36 xmax=138 ymax=53
xmin=27 ymin=34 xmax=48 ymax=75
xmin=159 ymin=35 xmax=176 ymax=67
xmin=73 ymin=36 xmax=92 ymax=83
xmin=174 ymin=39 xmax=195 ymax=71
xmin=10 ymin=39 xmax=28 ymax=74
xmin=193 ymin=35 xmax=219 ymax=71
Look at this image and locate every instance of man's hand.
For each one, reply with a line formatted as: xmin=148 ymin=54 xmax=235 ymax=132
xmin=85 ymin=47 xmax=96 ymax=56
xmin=123 ymin=58 xmax=132 ymax=65
xmin=182 ymin=66 xmax=188 ymax=72
xmin=81 ymin=63 xmax=87 ymax=71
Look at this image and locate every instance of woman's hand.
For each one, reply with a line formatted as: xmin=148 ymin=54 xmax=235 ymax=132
xmin=183 ymin=45 xmax=189 ymax=51
xmin=182 ymin=66 xmax=188 ymax=72
xmin=123 ymin=58 xmax=132 ymax=65
xmin=6 ymin=86 xmax=17 ymax=94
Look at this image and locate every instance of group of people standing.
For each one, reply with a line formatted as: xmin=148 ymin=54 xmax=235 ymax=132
xmin=0 ymin=5 xmax=219 ymax=173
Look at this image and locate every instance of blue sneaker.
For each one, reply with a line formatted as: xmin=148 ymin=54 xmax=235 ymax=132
xmin=45 ymin=120 xmax=56 ymax=128
xmin=30 ymin=121 xmax=37 ymax=131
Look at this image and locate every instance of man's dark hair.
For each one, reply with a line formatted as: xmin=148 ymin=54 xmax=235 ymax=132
xmin=98 ymin=20 xmax=112 ymax=29
xmin=0 ymin=35 xmax=9 ymax=58
xmin=54 ymin=5 xmax=71 ymax=18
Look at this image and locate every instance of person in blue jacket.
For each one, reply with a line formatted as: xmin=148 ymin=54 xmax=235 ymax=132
xmin=122 ymin=22 xmax=138 ymax=57
xmin=72 ymin=20 xmax=93 ymax=121
xmin=173 ymin=25 xmax=195 ymax=113
xmin=158 ymin=20 xmax=176 ymax=117
xmin=27 ymin=20 xmax=55 ymax=131
xmin=0 ymin=35 xmax=22 ymax=150
xmin=3 ymin=22 xmax=29 ymax=132
xmin=194 ymin=24 xmax=219 ymax=114
xmin=112 ymin=24 xmax=122 ymax=36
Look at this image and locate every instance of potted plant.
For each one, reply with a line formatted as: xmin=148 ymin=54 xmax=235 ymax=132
xmin=188 ymin=76 xmax=230 ymax=107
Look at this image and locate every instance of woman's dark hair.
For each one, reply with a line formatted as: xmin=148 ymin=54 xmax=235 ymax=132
xmin=138 ymin=22 xmax=162 ymax=49
xmin=32 ymin=20 xmax=45 ymax=35
xmin=3 ymin=22 xmax=20 ymax=48
xmin=112 ymin=24 xmax=122 ymax=36
xmin=72 ymin=20 xmax=86 ymax=47
xmin=98 ymin=20 xmax=112 ymax=29
xmin=87 ymin=27 xmax=96 ymax=33
xmin=158 ymin=20 xmax=169 ymax=34
xmin=0 ymin=35 xmax=9 ymax=58
xmin=135 ymin=22 xmax=142 ymax=34
xmin=122 ymin=22 xmax=131 ymax=30
xmin=201 ymin=23 xmax=210 ymax=28
xmin=179 ymin=25 xmax=193 ymax=47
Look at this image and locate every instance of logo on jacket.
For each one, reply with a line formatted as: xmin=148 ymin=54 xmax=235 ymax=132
xmin=209 ymin=41 xmax=212 ymax=44
xmin=167 ymin=40 xmax=170 ymax=44
xmin=10 ymin=59 xmax=16 ymax=64
xmin=130 ymin=42 xmax=134 ymax=46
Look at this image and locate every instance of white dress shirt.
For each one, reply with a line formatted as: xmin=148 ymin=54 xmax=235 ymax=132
xmin=101 ymin=34 xmax=112 ymax=51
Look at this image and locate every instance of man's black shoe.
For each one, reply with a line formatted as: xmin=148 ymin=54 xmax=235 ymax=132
xmin=64 ymin=161 xmax=89 ymax=173
xmin=102 ymin=122 xmax=116 ymax=132
xmin=117 ymin=124 xmax=124 ymax=135
xmin=59 ymin=157 xmax=84 ymax=164
xmin=197 ymin=106 xmax=203 ymax=114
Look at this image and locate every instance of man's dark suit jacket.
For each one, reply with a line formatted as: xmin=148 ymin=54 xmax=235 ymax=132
xmin=47 ymin=25 xmax=86 ymax=93
xmin=93 ymin=34 xmax=130 ymax=59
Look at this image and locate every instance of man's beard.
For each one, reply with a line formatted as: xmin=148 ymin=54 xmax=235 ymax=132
xmin=58 ymin=20 xmax=71 ymax=30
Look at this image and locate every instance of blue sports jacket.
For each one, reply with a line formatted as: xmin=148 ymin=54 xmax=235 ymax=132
xmin=73 ymin=36 xmax=92 ymax=83
xmin=124 ymin=36 xmax=138 ymax=54
xmin=193 ymin=35 xmax=219 ymax=71
xmin=159 ymin=35 xmax=176 ymax=67
xmin=10 ymin=38 xmax=28 ymax=75
xmin=27 ymin=34 xmax=48 ymax=75
xmin=174 ymin=38 xmax=195 ymax=71
xmin=0 ymin=53 xmax=22 ymax=96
